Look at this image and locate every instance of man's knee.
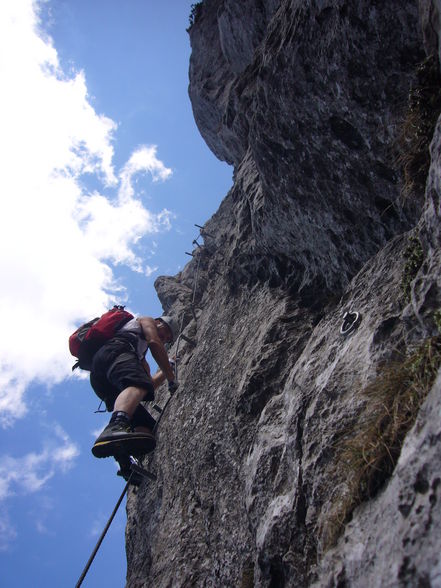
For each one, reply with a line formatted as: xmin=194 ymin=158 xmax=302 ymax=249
xmin=119 ymin=386 xmax=148 ymax=403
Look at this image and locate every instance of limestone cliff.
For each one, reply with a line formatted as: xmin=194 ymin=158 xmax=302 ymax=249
xmin=125 ymin=1 xmax=441 ymax=586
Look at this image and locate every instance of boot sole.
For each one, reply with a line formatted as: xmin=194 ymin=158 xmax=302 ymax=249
xmin=92 ymin=435 xmax=156 ymax=458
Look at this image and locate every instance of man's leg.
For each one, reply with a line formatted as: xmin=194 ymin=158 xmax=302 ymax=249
xmin=91 ymin=346 xmax=157 ymax=458
xmin=114 ymin=386 xmax=147 ymax=416
xmin=105 ymin=388 xmax=156 ymax=433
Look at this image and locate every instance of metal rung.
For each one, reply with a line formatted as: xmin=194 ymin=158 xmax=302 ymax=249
xmin=116 ymin=456 xmax=156 ymax=486
xmin=195 ymin=224 xmax=213 ymax=238
xmin=128 ymin=457 xmax=157 ymax=481
xmin=180 ymin=334 xmax=197 ymax=346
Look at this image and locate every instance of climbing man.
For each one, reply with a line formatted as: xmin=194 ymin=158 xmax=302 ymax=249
xmin=90 ymin=315 xmax=179 ymax=458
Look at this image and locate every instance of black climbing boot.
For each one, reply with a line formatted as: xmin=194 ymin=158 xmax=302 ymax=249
xmin=92 ymin=412 xmax=156 ymax=458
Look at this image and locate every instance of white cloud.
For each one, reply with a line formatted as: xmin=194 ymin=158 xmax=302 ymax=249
xmin=0 ymin=0 xmax=173 ymax=424
xmin=119 ymin=145 xmax=173 ymax=199
xmin=0 ymin=509 xmax=17 ymax=552
xmin=90 ymin=505 xmax=124 ymax=538
xmin=76 ymin=159 xmax=173 ymax=272
xmin=0 ymin=424 xmax=78 ymax=549
xmin=30 ymin=495 xmax=56 ymax=535
xmin=90 ymin=515 xmax=107 ymax=538
xmin=0 ymin=425 xmax=79 ymax=502
xmin=145 ymin=264 xmax=159 ymax=277
xmin=91 ymin=427 xmax=104 ymax=438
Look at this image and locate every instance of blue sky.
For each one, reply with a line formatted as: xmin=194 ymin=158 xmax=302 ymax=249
xmin=0 ymin=1 xmax=232 ymax=586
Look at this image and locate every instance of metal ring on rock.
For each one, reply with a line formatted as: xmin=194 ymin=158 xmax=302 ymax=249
xmin=340 ymin=311 xmax=361 ymax=336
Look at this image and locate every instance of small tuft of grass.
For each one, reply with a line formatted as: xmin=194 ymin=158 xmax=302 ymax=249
xmin=401 ymin=236 xmax=424 ymax=301
xmin=434 ymin=309 xmax=441 ymax=334
xmin=323 ymin=336 xmax=441 ymax=550
xmin=396 ymin=55 xmax=441 ymax=199
xmin=240 ymin=561 xmax=254 ymax=588
xmin=187 ymin=2 xmax=204 ymax=31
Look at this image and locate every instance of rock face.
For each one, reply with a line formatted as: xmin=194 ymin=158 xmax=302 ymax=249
xmin=188 ymin=0 xmax=422 ymax=300
xmin=125 ymin=1 xmax=441 ymax=586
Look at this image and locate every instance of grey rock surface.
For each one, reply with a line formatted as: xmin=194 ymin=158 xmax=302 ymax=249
xmin=313 ymin=371 xmax=441 ymax=588
xmin=420 ymin=0 xmax=441 ymax=60
xmin=409 ymin=113 xmax=441 ymax=340
xmin=189 ymin=0 xmax=422 ymax=299
xmin=124 ymin=1 xmax=441 ymax=586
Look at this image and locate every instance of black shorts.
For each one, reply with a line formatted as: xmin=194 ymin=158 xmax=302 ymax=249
xmin=90 ymin=336 xmax=155 ymax=418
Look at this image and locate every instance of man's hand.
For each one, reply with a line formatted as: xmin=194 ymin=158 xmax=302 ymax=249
xmin=168 ymin=380 xmax=179 ymax=394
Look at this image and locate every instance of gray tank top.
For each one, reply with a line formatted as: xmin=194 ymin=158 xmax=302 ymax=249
xmin=118 ymin=318 xmax=148 ymax=360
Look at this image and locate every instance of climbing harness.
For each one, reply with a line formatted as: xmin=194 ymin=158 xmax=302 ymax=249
xmin=340 ymin=310 xmax=361 ymax=336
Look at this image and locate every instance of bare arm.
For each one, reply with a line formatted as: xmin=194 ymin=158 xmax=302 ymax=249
xmin=141 ymin=357 xmax=168 ymax=389
xmin=138 ymin=317 xmax=175 ymax=381
xmin=151 ymin=370 xmax=167 ymax=389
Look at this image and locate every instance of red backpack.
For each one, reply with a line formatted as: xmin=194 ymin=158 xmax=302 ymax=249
xmin=69 ymin=306 xmax=134 ymax=371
